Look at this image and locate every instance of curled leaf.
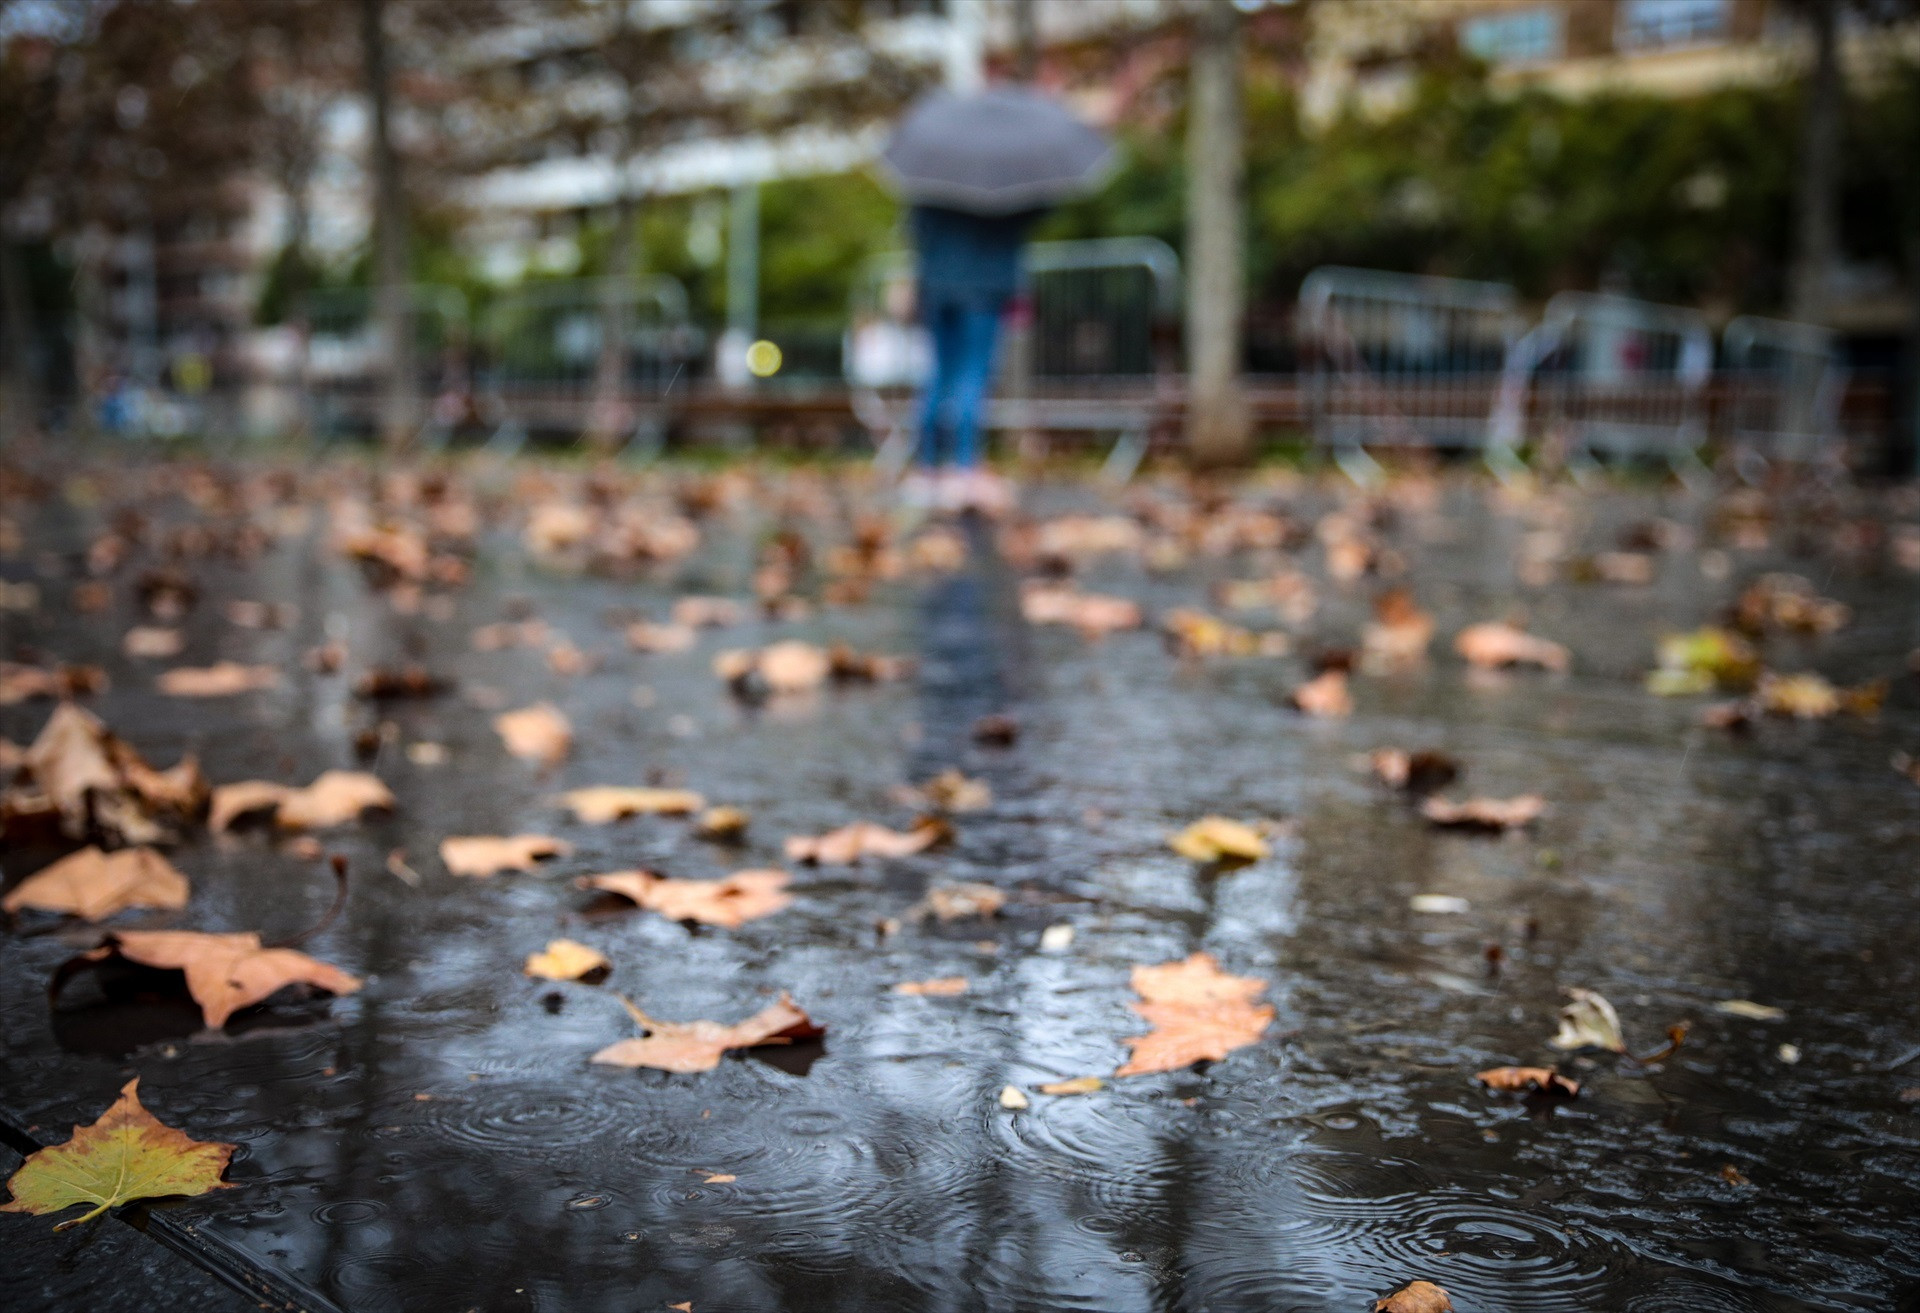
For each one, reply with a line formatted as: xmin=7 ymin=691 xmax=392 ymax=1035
xmin=494 ymin=703 xmax=572 ymax=764
xmin=909 ymin=882 xmax=1004 ymax=922
xmin=1550 ymin=988 xmax=1625 ymax=1053
xmin=561 ymin=786 xmax=705 ymax=824
xmin=440 ymin=834 xmax=573 ymax=878
xmin=784 ymin=817 xmax=947 ymax=865
xmin=156 ymin=662 xmax=279 ymax=697
xmin=1039 ymin=1075 xmax=1104 ymax=1096
xmin=2 ymin=846 xmax=189 ymax=921
xmin=1475 ymin=1066 xmax=1580 ymax=1098
xmin=1168 ymin=816 xmax=1270 ymax=863
xmin=96 ymin=929 xmax=362 ymax=1029
xmin=893 ymin=977 xmax=969 ymax=997
xmin=1455 ymin=622 xmax=1569 ymax=673
xmin=592 ymin=993 xmax=819 ymax=1073
xmin=1421 ymin=794 xmax=1546 ymax=832
xmin=524 ymin=939 xmax=609 ymax=982
xmin=1368 ymin=748 xmax=1460 ymax=793
xmin=579 ymin=869 xmax=791 ymax=928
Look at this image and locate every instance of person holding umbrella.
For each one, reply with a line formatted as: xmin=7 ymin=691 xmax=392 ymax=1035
xmin=880 ymin=85 xmax=1112 ymax=511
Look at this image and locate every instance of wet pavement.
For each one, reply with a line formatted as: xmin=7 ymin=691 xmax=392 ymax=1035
xmin=3 ymin=458 xmax=1919 ymax=1312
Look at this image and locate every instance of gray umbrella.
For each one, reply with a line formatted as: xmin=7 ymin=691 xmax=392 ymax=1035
xmin=879 ymin=85 xmax=1114 ymax=215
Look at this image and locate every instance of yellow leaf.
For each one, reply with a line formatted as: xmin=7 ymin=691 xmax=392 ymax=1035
xmin=1168 ymin=816 xmax=1270 ymax=863
xmin=560 ymin=786 xmax=706 ymax=824
xmin=1038 ymin=1075 xmax=1104 ymax=1096
xmin=524 ymin=939 xmax=609 ymax=982
xmin=2 ymin=1079 xmax=232 ymax=1229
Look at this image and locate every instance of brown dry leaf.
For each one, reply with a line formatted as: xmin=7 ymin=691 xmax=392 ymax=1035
xmin=207 ymin=780 xmax=292 ymax=832
xmin=1 ymin=1079 xmax=233 ymax=1230
xmin=470 ymin=620 xmax=549 ymax=652
xmin=910 ymin=881 xmax=1005 ymax=922
xmin=1115 ymin=952 xmax=1274 ymax=1076
xmin=914 ymin=769 xmax=992 ymax=813
xmin=2 ymin=847 xmax=189 ymax=921
xmin=672 ymin=596 xmax=746 ymax=629
xmin=784 ymin=818 xmax=946 ymax=865
xmin=1475 ymin=1066 xmax=1580 ymax=1098
xmin=972 ymin=713 xmax=1019 ymax=746
xmin=494 ymin=703 xmax=572 ymax=764
xmin=1755 ymin=671 xmax=1839 ymax=719
xmin=626 ymin=621 xmax=697 ymax=653
xmin=892 ymin=977 xmax=969 ymax=997
xmin=440 ymin=834 xmax=573 ymax=878
xmin=1039 ymin=1075 xmax=1104 ymax=1096
xmin=0 ymin=662 xmax=108 ymax=705
xmin=109 ymin=929 xmax=362 ymax=1029
xmin=826 ymin=644 xmax=915 ymax=683
xmin=1019 ymin=583 xmax=1143 ymax=637
xmin=208 ymin=771 xmax=393 ymax=832
xmin=715 ymin=640 xmax=832 ymax=695
xmin=123 ymin=626 xmax=186 ymax=659
xmin=1168 ymin=816 xmax=1270 ymax=863
xmin=1367 ymin=748 xmax=1459 ymax=793
xmin=1736 ymin=572 xmax=1849 ymax=635
xmin=1550 ymin=987 xmax=1626 ymax=1053
xmin=694 ymin=806 xmax=749 ymax=841
xmin=16 ymin=703 xmax=208 ymax=846
xmin=561 ymin=786 xmax=705 ymax=824
xmin=592 ymin=993 xmax=819 ymax=1073
xmin=1162 ymin=608 xmax=1261 ymax=658
xmin=156 ymin=662 xmax=280 ymax=698
xmin=580 ymin=869 xmax=791 ymax=928
xmin=1361 ymin=588 xmax=1434 ymax=670
xmin=1290 ymin=669 xmax=1352 ymax=717
xmin=1421 ymin=794 xmax=1546 ymax=832
xmin=1373 ymin=1280 xmax=1453 ymax=1313
xmin=524 ymin=938 xmax=609 ymax=982
xmin=353 ymin=666 xmax=448 ymax=700
xmin=1454 ymin=622 xmax=1570 ymax=673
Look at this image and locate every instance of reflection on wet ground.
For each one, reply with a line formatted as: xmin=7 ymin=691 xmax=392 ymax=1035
xmin=3 ymin=463 xmax=1919 ymax=1312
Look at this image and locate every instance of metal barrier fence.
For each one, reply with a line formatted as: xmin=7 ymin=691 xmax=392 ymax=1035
xmin=1722 ymin=314 xmax=1845 ymax=475
xmin=1299 ymin=267 xmax=1525 ymax=477
xmin=475 ymin=275 xmax=698 ymax=450
xmin=1491 ymin=291 xmax=1714 ymax=472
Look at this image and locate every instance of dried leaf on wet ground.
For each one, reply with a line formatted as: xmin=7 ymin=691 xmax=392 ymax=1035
xmin=0 ymin=661 xmax=107 ymax=705
xmin=784 ymin=818 xmax=948 ymax=865
xmin=1039 ymin=1075 xmax=1104 ymax=1095
xmin=440 ymin=834 xmax=574 ymax=877
xmin=156 ymin=662 xmax=280 ymax=697
xmin=1373 ymin=1279 xmax=1453 ymax=1312
xmin=1476 ymin=1066 xmax=1580 ymax=1097
xmin=909 ymin=882 xmax=1004 ymax=922
xmin=892 ymin=977 xmax=968 ymax=996
xmin=714 ymin=640 xmax=831 ymax=695
xmin=1367 ymin=748 xmax=1459 ymax=793
xmin=1116 ymin=952 xmax=1274 ymax=1076
xmin=1550 ymin=988 xmax=1626 ymax=1053
xmin=2 ymin=846 xmax=189 ymax=920
xmin=210 ymin=770 xmax=394 ymax=832
xmin=592 ymin=993 xmax=820 ymax=1073
xmin=1168 ymin=816 xmax=1271 ymax=863
xmin=93 ymin=929 xmax=362 ymax=1029
xmin=1716 ymin=999 xmax=1786 ymax=1021
xmin=494 ymin=703 xmax=572 ymax=764
xmin=524 ymin=939 xmax=609 ymax=982
xmin=580 ymin=869 xmax=791 ymax=927
xmin=1361 ymin=587 xmax=1433 ymax=670
xmin=1019 ymin=583 xmax=1142 ymax=636
xmin=1421 ymin=794 xmax=1546 ymax=831
xmin=122 ymin=626 xmax=185 ymax=659
xmin=1455 ymin=621 xmax=1570 ymax=672
xmin=1289 ymin=669 xmax=1352 ymax=717
xmin=560 ymin=786 xmax=705 ymax=823
xmin=907 ymin=769 xmax=992 ymax=812
xmin=1 ymin=1079 xmax=232 ymax=1229
xmin=694 ymin=805 xmax=749 ymax=841
xmin=9 ymin=703 xmax=207 ymax=846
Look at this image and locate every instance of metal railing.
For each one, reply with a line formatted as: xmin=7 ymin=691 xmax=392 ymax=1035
xmin=1299 ymin=266 xmax=1526 ymax=477
xmin=1491 ymin=290 xmax=1714 ymax=473
xmin=1722 ymin=314 xmax=1845 ymax=477
xmin=305 ymin=284 xmax=471 ymax=439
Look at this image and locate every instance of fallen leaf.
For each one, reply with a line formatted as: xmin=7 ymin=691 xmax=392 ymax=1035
xmin=910 ymin=881 xmax=1004 ymax=922
xmin=1361 ymin=587 xmax=1434 ymax=670
xmin=1019 ymin=582 xmax=1143 ymax=636
xmin=1168 ymin=816 xmax=1270 ymax=863
xmin=561 ymin=786 xmax=706 ymax=824
xmin=998 ymin=1084 xmax=1029 ymax=1110
xmin=1476 ymin=1066 xmax=1580 ymax=1097
xmin=1720 ymin=1163 xmax=1751 ymax=1187
xmin=1116 ymin=952 xmax=1273 ymax=1076
xmin=207 ymin=780 xmax=292 ymax=832
xmin=156 ymin=662 xmax=280 ymax=697
xmin=1409 ymin=894 xmax=1470 ymax=914
xmin=1755 ymin=671 xmax=1839 ymax=719
xmin=1550 ymin=988 xmax=1626 ymax=1053
xmin=123 ymin=627 xmax=185 ymax=659
xmin=827 ymin=644 xmax=915 ymax=683
xmin=892 ymin=977 xmax=968 ymax=996
xmin=1373 ymin=1279 xmax=1453 ymax=1312
xmin=0 ymin=662 xmax=107 ymax=705
xmin=1421 ymin=794 xmax=1546 ymax=831
xmin=1647 ymin=627 xmax=1758 ymax=695
xmin=784 ymin=818 xmax=947 ymax=865
xmin=1039 ymin=1075 xmax=1104 ymax=1096
xmin=14 ymin=703 xmax=207 ymax=846
xmin=494 ymin=703 xmax=572 ymax=764
xmin=107 ymin=929 xmax=362 ymax=1029
xmin=703 ymin=1173 xmax=734 ymax=1184
xmin=1289 ymin=669 xmax=1352 ymax=717
xmin=580 ymin=869 xmax=792 ymax=928
xmin=913 ymin=769 xmax=992 ymax=813
xmin=713 ymin=639 xmax=832 ymax=697
xmin=440 ymin=834 xmax=573 ymax=878
xmin=1736 ymin=572 xmax=1848 ymax=635
xmin=972 ymin=714 xmax=1019 ymax=746
xmin=1455 ymin=621 xmax=1570 ymax=673
xmin=210 ymin=771 xmax=394 ymax=832
xmin=1716 ymin=999 xmax=1786 ymax=1021
xmin=694 ymin=806 xmax=749 ymax=841
xmin=671 ymin=595 xmax=745 ymax=628
xmin=2 ymin=847 xmax=189 ymax=921
xmin=1 ymin=1079 xmax=231 ymax=1229
xmin=626 ymin=620 xmax=697 ymax=653
xmin=524 ymin=939 xmax=609 ymax=982
xmin=1368 ymin=748 xmax=1459 ymax=793
xmin=353 ymin=666 xmax=448 ymax=700
xmin=592 ymin=993 xmax=819 ymax=1073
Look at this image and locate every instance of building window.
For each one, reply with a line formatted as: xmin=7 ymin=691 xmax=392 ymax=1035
xmin=1615 ymin=0 xmax=1730 ymax=51
xmin=1460 ymin=7 xmax=1565 ymax=66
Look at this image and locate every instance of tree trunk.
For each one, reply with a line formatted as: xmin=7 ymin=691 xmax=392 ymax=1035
xmin=0 ymin=236 xmax=37 ymax=442
xmin=1789 ymin=1 xmax=1843 ymax=323
xmin=1014 ymin=0 xmax=1039 ymax=81
xmin=1183 ymin=0 xmax=1250 ymax=468
xmin=359 ymin=0 xmax=416 ymax=449
xmin=586 ymin=193 xmax=635 ymax=452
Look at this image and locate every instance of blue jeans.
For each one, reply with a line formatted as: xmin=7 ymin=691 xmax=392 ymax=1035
xmin=916 ymin=297 xmax=1003 ymax=469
